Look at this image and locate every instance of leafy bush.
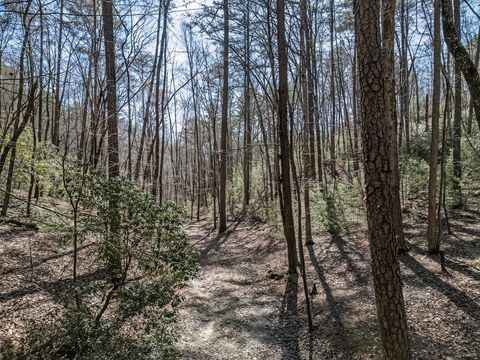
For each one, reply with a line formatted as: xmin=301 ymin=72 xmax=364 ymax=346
xmin=400 ymin=156 xmax=430 ymax=201
xmin=4 ymin=175 xmax=197 ymax=359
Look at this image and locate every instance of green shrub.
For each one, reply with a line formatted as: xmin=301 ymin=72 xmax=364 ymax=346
xmin=400 ymin=156 xmax=429 ymax=201
xmin=3 ymin=175 xmax=197 ymax=359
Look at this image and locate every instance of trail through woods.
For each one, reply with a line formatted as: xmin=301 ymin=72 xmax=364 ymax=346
xmin=178 ymin=211 xmax=480 ymax=359
xmin=0 ymin=204 xmax=479 ymax=358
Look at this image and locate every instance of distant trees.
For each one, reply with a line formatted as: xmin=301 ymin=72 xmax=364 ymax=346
xmin=1 ymin=2 xmax=480 ymax=346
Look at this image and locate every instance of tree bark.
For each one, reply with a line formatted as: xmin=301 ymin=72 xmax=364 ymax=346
xmin=354 ymin=0 xmax=412 ymax=357
xmin=382 ymin=0 xmax=408 ymax=252
xmin=277 ymin=0 xmax=298 ymax=274
xmin=427 ymin=0 xmax=442 ymax=253
xmin=441 ymin=0 xmax=480 ymax=130
xmin=219 ymin=0 xmax=229 ymax=234
xmin=102 ymin=0 xmax=121 ymax=284
xmin=451 ymin=0 xmax=463 ymax=208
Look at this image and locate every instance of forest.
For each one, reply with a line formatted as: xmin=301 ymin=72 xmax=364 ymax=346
xmin=0 ymin=0 xmax=479 ymax=358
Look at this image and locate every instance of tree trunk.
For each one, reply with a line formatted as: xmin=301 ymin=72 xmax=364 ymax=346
xmin=277 ymin=0 xmax=298 ymax=274
xmin=382 ymin=0 xmax=409 ymax=252
xmin=427 ymin=0 xmax=442 ymax=253
xmin=466 ymin=28 xmax=480 ymax=134
xmin=451 ymin=0 xmax=463 ymax=208
xmin=52 ymin=0 xmax=64 ymax=148
xmin=102 ymin=0 xmax=121 ymax=284
xmin=441 ymin=0 xmax=480 ymax=130
xmin=242 ymin=1 xmax=251 ymax=212
xmin=354 ymin=0 xmax=412 ymax=357
xmin=219 ymin=0 xmax=229 ymax=233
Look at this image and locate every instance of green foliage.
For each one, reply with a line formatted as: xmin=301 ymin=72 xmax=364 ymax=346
xmin=82 ymin=176 xmax=197 ymax=282
xmin=400 ymin=155 xmax=430 ymax=201
xmin=8 ymin=307 xmax=180 ymax=359
xmin=3 ymin=174 xmax=197 ymax=359
xmin=460 ymin=133 xmax=480 ymax=195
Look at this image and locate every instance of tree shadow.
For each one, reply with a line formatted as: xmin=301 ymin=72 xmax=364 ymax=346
xmin=400 ymin=253 xmax=480 ymax=321
xmin=330 ymin=233 xmax=368 ymax=287
xmin=0 ymin=243 xmax=94 ymax=277
xmin=0 ymin=269 xmax=105 ymax=303
xmin=278 ymin=275 xmax=300 ymax=360
xmin=0 ymin=226 xmax=35 ymax=238
xmin=444 ymin=257 xmax=480 ymax=283
xmin=200 ymin=220 xmax=241 ymax=258
xmin=307 ymin=244 xmax=352 ymax=357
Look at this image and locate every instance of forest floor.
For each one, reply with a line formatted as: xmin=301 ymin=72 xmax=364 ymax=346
xmin=0 ymin=198 xmax=479 ymax=359
xmin=177 ymin=204 xmax=480 ymax=359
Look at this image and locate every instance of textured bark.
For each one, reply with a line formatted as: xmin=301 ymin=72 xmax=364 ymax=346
xmin=441 ymin=0 xmax=480 ymax=130
xmin=243 ymin=1 xmax=252 ymax=211
xmin=399 ymin=0 xmax=410 ymax=152
xmin=466 ymin=28 xmax=480 ymax=134
xmin=354 ymin=0 xmax=411 ymax=358
xmin=152 ymin=1 xmax=169 ymax=201
xmin=427 ymin=0 xmax=442 ymax=253
xmin=219 ymin=0 xmax=229 ymax=234
xmin=277 ymin=0 xmax=298 ymax=274
xmin=102 ymin=0 xmax=120 ymax=178
xmin=52 ymin=0 xmax=64 ymax=148
xmin=382 ymin=0 xmax=408 ymax=252
xmin=102 ymin=0 xmax=121 ymax=283
xmin=329 ymin=0 xmax=336 ymax=179
xmin=425 ymin=93 xmax=430 ymax=132
xmin=452 ymin=0 xmax=463 ymax=208
xmin=300 ymin=0 xmax=313 ymax=245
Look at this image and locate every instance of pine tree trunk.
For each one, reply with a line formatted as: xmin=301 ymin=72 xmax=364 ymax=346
xmin=354 ymin=0 xmax=412 ymax=357
xmin=383 ymin=0 xmax=409 ymax=252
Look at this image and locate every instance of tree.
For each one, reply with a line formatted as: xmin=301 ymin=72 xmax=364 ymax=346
xmin=382 ymin=0 xmax=408 ymax=253
xmin=242 ymin=0 xmax=252 ymax=212
xmin=219 ymin=0 xmax=229 ymax=234
xmin=52 ymin=0 xmax=64 ymax=148
xmin=451 ymin=0 xmax=463 ymax=209
xmin=300 ymin=0 xmax=313 ymax=245
xmin=277 ymin=0 xmax=298 ymax=274
xmin=102 ymin=0 xmax=121 ymax=283
xmin=354 ymin=0 xmax=411 ymax=357
xmin=427 ymin=0 xmax=442 ymax=254
xmin=441 ymin=0 xmax=480 ymax=130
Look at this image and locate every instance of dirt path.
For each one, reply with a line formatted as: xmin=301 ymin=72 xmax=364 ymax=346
xmin=178 ymin=210 xmax=480 ymax=359
xmin=177 ymin=221 xmax=289 ymax=359
xmin=1 ymin=205 xmax=478 ymax=359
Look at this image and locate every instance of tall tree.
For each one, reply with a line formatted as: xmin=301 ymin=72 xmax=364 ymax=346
xmin=102 ymin=0 xmax=121 ymax=283
xmin=451 ymin=0 xmax=463 ymax=208
xmin=242 ymin=0 xmax=252 ymax=212
xmin=382 ymin=0 xmax=408 ymax=252
xmin=354 ymin=0 xmax=411 ymax=357
xmin=329 ymin=0 xmax=336 ymax=180
xmin=52 ymin=0 xmax=64 ymax=148
xmin=427 ymin=0 xmax=442 ymax=254
xmin=441 ymin=0 xmax=480 ymax=129
xmin=277 ymin=0 xmax=298 ymax=274
xmin=300 ymin=0 xmax=313 ymax=245
xmin=219 ymin=0 xmax=229 ymax=233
